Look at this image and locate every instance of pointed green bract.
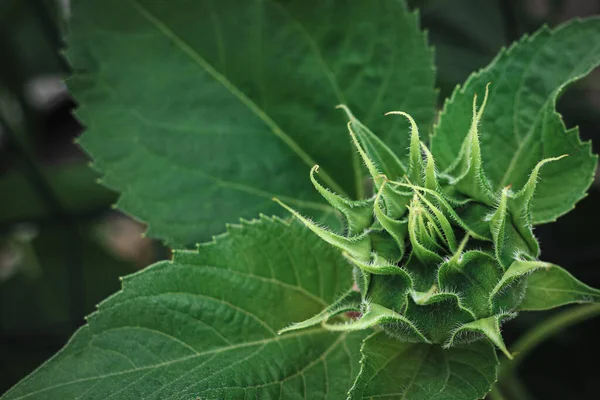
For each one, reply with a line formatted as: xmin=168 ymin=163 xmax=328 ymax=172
xmin=373 ymin=182 xmax=408 ymax=259
xmin=385 ymin=111 xmax=424 ymax=185
xmin=347 ymin=121 xmax=385 ymax=188
xmin=446 ymin=315 xmax=514 ymax=359
xmin=278 ymin=289 xmax=362 ymax=334
xmin=414 ymin=191 xmax=457 ymax=251
xmin=338 ymin=105 xmax=407 ymax=181
xmin=273 ymin=197 xmax=371 ymax=261
xmin=310 ymin=165 xmax=373 ymax=234
xmin=421 ymin=142 xmax=439 ymax=190
xmin=432 ymin=18 xmax=600 ymax=224
xmin=442 ymin=84 xmax=495 ymax=205
xmin=490 ymin=260 xmax=551 ymax=308
xmin=407 ymin=198 xmax=444 ymax=265
xmin=511 ymin=155 xmax=569 ymax=222
xmin=509 ymin=155 xmax=568 ymax=252
xmin=397 ymin=182 xmax=491 ymax=241
xmin=348 ymin=120 xmax=411 ymax=218
xmin=489 ymin=186 xmax=533 ymax=268
xmin=344 ymin=253 xmax=411 ymax=280
xmin=324 ymin=303 xmax=430 ymax=344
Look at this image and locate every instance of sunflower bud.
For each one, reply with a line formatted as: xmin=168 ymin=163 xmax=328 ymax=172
xmin=276 ymin=85 xmax=565 ymax=359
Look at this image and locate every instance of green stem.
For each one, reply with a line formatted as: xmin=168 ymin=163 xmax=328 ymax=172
xmin=501 ymin=304 xmax=600 ymax=377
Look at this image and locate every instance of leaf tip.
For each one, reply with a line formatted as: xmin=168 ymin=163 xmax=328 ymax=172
xmin=335 ymin=104 xmax=354 ymax=120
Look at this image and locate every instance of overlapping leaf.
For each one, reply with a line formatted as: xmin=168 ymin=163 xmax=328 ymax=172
xmin=432 ymin=18 xmax=600 ymax=224
xmin=348 ymin=332 xmax=498 ymax=400
xmin=68 ymin=0 xmax=436 ymax=246
xmin=3 ymin=217 xmax=366 ymax=399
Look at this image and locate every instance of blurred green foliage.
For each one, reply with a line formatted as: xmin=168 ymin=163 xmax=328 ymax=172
xmin=0 ymin=0 xmax=154 ymax=393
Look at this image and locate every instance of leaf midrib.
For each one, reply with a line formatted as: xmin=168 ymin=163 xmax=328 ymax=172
xmin=6 ymin=327 xmax=334 ymax=400
xmin=127 ymin=0 xmax=348 ymax=196
xmin=400 ymin=345 xmax=436 ymax=400
xmin=526 ymin=286 xmax=600 ymax=296
xmin=357 ymin=336 xmax=449 ymax=400
xmin=195 ymin=332 xmax=349 ymax=398
xmin=268 ymin=0 xmax=365 ymax=199
xmin=91 ymin=75 xmax=333 ymax=216
xmin=498 ymin=29 xmax=600 ymax=188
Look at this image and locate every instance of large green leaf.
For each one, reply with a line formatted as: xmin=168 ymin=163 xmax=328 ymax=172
xmin=3 ymin=217 xmax=367 ymax=399
xmin=68 ymin=0 xmax=436 ymax=246
xmin=348 ymin=332 xmax=498 ymax=400
xmin=431 ymin=18 xmax=600 ymax=224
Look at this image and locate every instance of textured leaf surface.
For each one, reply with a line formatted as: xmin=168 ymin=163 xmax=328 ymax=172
xmin=432 ymin=18 xmax=600 ymax=224
xmin=348 ymin=332 xmax=498 ymax=400
xmin=68 ymin=0 xmax=436 ymax=246
xmin=3 ymin=217 xmax=366 ymax=400
xmin=519 ymin=264 xmax=600 ymax=311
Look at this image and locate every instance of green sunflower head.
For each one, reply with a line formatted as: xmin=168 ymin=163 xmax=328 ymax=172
xmin=275 ymin=85 xmax=565 ymax=358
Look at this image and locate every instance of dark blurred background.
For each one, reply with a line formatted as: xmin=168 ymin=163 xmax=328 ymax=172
xmin=0 ymin=0 xmax=598 ymax=398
